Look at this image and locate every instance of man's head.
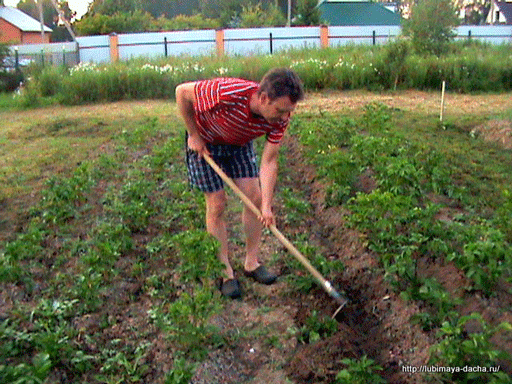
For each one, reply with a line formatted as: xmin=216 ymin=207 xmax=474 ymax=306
xmin=255 ymin=68 xmax=304 ymax=124
xmin=258 ymin=68 xmax=304 ymax=104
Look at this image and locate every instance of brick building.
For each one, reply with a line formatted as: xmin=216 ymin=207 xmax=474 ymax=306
xmin=0 ymin=6 xmax=52 ymax=44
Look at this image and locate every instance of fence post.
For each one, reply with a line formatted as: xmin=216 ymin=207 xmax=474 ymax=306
xmin=373 ymin=30 xmax=376 ymax=45
xmin=320 ymin=25 xmax=329 ymax=48
xmin=216 ymin=29 xmax=225 ymax=57
xmin=76 ymin=41 xmax=80 ymax=65
xmin=14 ymin=46 xmax=19 ymax=71
xmin=109 ymin=33 xmax=119 ymax=63
xmin=270 ymin=33 xmax=273 ymax=54
xmin=468 ymin=30 xmax=472 ymax=40
xmin=164 ymin=37 xmax=168 ymax=57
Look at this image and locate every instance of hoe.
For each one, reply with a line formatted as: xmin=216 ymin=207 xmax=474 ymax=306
xmin=203 ymin=154 xmax=348 ymax=317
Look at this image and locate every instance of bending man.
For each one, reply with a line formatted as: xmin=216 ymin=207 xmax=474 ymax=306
xmin=176 ymin=68 xmax=304 ymax=299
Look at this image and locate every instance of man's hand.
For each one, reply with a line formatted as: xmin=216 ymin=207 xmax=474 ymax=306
xmin=187 ymin=134 xmax=210 ymax=157
xmin=260 ymin=205 xmax=275 ymax=227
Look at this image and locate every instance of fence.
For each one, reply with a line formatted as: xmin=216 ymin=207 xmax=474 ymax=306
xmin=7 ymin=25 xmax=512 ymax=69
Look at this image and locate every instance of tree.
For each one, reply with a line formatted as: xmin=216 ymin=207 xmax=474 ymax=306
xmin=88 ymin=0 xmax=142 ymax=16
xmin=74 ymin=10 xmax=154 ymax=35
xmin=239 ymin=3 xmax=286 ymax=27
xmin=293 ymin=0 xmax=322 ymax=26
xmin=402 ymin=0 xmax=460 ymax=55
xmin=454 ymin=0 xmax=491 ymax=25
xmin=17 ymin=0 xmax=75 ymax=41
xmin=143 ymin=0 xmax=200 ymax=19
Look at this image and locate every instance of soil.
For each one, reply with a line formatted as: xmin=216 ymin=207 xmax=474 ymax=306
xmin=1 ymin=91 xmax=511 ymax=383
xmin=186 ymin=91 xmax=512 ymax=384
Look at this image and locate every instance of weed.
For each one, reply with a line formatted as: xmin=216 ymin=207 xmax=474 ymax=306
xmin=148 ymin=286 xmax=223 ymax=360
xmin=404 ymin=278 xmax=460 ymax=331
xmin=164 ymin=356 xmax=197 ymax=384
xmin=285 ymin=234 xmax=344 ymax=294
xmin=430 ymin=313 xmax=512 ymax=383
xmin=280 ymin=187 xmax=312 ymax=225
xmin=298 ymin=310 xmax=338 ymax=344
xmin=34 ymin=163 xmax=94 ymax=225
xmin=335 ymin=355 xmax=386 ymax=384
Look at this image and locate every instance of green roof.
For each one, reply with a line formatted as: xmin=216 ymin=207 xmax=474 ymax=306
xmin=318 ymin=1 xmax=402 ymax=26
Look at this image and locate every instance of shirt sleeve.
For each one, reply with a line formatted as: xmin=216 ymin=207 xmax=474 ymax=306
xmin=194 ymin=79 xmax=221 ymax=113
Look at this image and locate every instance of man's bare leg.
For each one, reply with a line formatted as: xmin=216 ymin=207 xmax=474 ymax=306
xmin=234 ymin=177 xmax=263 ymax=272
xmin=204 ymin=190 xmax=234 ymax=280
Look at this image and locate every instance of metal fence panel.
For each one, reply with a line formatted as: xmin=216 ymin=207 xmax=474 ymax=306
xmin=117 ymin=30 xmax=217 ymax=60
xmin=224 ymin=27 xmax=321 ymax=56
xmin=76 ymin=35 xmax=111 ymax=64
xmin=455 ymin=25 xmax=512 ymax=44
xmin=329 ymin=26 xmax=401 ymax=46
xmin=5 ymin=25 xmax=512 ymax=69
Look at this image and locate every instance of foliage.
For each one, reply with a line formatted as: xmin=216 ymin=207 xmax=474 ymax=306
xmin=294 ymin=0 xmax=323 ymax=26
xmin=298 ymin=310 xmax=338 ymax=344
xmin=19 ymin=43 xmax=512 ymax=107
xmin=154 ymin=14 xmax=220 ymax=31
xmin=430 ymin=314 xmax=512 ymax=383
xmin=402 ymin=0 xmax=460 ymax=55
xmin=240 ymin=3 xmax=286 ymax=28
xmin=16 ymin=0 xmax=74 ymax=41
xmin=74 ymin=10 xmax=155 ymax=35
xmin=293 ymin=100 xmax=512 ymax=355
xmin=447 ymin=222 xmax=511 ymax=296
xmin=88 ymin=0 xmax=142 ymax=16
xmin=335 ymin=356 xmax=386 ymax=384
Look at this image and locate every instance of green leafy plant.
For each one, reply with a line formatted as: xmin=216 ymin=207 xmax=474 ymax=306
xmin=336 ymin=355 xmax=386 ymax=384
xmin=448 ymin=223 xmax=511 ymax=296
xmin=430 ymin=313 xmax=512 ymax=383
xmin=298 ymin=310 xmax=338 ymax=344
xmin=148 ymin=286 xmax=223 ymax=360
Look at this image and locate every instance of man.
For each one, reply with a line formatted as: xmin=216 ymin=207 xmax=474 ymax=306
xmin=175 ymin=68 xmax=304 ymax=299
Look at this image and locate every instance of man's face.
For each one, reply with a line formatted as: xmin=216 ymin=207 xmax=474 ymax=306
xmin=259 ymin=94 xmax=297 ymax=124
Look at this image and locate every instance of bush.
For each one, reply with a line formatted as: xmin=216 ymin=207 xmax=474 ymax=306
xmin=402 ymin=0 xmax=459 ymax=55
xmin=0 ymin=71 xmax=24 ymax=93
xmin=17 ymin=43 xmax=512 ymax=108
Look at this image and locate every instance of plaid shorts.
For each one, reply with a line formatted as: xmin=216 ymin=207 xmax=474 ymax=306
xmin=185 ymin=134 xmax=259 ymax=193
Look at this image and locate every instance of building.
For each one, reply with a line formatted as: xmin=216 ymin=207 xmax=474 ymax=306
xmin=318 ymin=0 xmax=402 ymax=26
xmin=486 ymin=0 xmax=512 ymax=24
xmin=0 ymin=6 xmax=52 ymax=44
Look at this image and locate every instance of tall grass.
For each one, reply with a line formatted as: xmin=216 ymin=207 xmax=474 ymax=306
xmin=18 ymin=41 xmax=512 ymax=107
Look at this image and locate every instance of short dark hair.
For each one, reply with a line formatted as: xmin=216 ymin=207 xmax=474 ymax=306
xmin=258 ymin=68 xmax=304 ymax=104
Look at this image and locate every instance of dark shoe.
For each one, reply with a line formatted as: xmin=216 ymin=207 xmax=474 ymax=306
xmin=244 ymin=265 xmax=277 ymax=285
xmin=219 ymin=278 xmax=242 ymax=299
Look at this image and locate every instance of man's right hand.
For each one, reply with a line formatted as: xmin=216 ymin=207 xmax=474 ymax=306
xmin=187 ymin=134 xmax=210 ymax=157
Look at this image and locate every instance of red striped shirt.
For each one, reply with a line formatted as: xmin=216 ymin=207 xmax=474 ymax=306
xmin=194 ymin=78 xmax=289 ymax=146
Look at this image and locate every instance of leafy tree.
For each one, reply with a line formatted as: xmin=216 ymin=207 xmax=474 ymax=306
xmin=240 ymin=3 xmax=286 ymax=27
xmin=17 ymin=0 xmax=75 ymax=41
xmin=293 ymin=0 xmax=323 ymax=26
xmin=153 ymin=14 xmax=220 ymax=31
xmin=143 ymin=0 xmax=200 ymax=19
xmin=402 ymin=0 xmax=459 ymax=55
xmin=455 ymin=0 xmax=491 ymax=25
xmin=74 ymin=10 xmax=154 ymax=35
xmin=88 ymin=0 xmax=142 ymax=16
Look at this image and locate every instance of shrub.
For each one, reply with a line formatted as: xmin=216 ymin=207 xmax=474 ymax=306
xmin=402 ymin=0 xmax=459 ymax=55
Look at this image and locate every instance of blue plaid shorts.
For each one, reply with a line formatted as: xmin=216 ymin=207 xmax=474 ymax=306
xmin=185 ymin=134 xmax=259 ymax=193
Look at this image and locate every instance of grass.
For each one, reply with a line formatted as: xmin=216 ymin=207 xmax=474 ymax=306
xmin=1 ymin=91 xmax=512 ymax=383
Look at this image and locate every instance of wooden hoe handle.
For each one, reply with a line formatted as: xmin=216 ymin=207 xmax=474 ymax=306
xmin=203 ymin=154 xmax=348 ymax=308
